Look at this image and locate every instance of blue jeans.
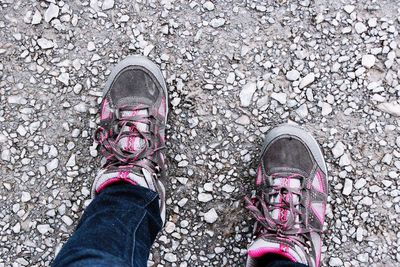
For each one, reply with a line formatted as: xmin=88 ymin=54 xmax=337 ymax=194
xmin=52 ymin=184 xmax=307 ymax=267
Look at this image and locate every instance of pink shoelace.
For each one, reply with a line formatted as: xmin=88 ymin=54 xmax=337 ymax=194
xmin=244 ymin=173 xmax=316 ymax=251
xmin=94 ymin=105 xmax=165 ymax=173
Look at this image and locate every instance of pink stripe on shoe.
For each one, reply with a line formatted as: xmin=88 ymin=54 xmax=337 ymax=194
xmin=96 ymin=175 xmax=137 ymax=194
xmin=248 ymin=247 xmax=297 ymax=262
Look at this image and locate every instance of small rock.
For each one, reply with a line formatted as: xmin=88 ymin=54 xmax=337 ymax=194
xmin=356 ymin=227 xmax=363 ymax=242
xmin=46 ymin=158 xmax=59 ymax=172
xmin=87 ymin=42 xmax=96 ymax=51
xmin=44 ymin=3 xmax=60 ymax=23
xmin=21 ymin=192 xmax=31 ymax=202
xmin=1 ymin=149 xmax=11 ymax=161
xmin=16 ymin=125 xmax=27 ymax=136
xmin=362 ymin=54 xmax=376 ymax=68
xmin=204 ymin=208 xmax=218 ymax=223
xmin=165 ymin=221 xmax=176 ymax=233
xmin=66 ymin=154 xmax=76 ymax=167
xmin=203 ymin=1 xmax=215 ymax=11
xmin=295 ymin=104 xmax=308 ymax=118
xmin=57 ymin=73 xmax=69 ymax=86
xmin=299 ymin=73 xmax=315 ymax=89
xmin=355 ymin=22 xmax=367 ymax=34
xmin=210 ymin=18 xmax=225 ymax=28
xmin=369 ymin=185 xmax=381 ymax=193
xmin=198 ymin=193 xmax=213 ymax=202
xmin=12 ymin=223 xmax=21 ymax=234
xmin=37 ymin=224 xmax=51 ymax=234
xmin=368 ymin=18 xmax=377 ymax=27
xmin=164 ymin=253 xmax=177 ymax=263
xmin=119 ymin=15 xmax=129 ymax=22
xmin=286 ymin=69 xmax=300 ymax=81
xmin=332 ymin=142 xmax=345 ymax=158
xmin=32 ymin=9 xmax=42 ymax=25
xmin=222 ymin=184 xmax=235 ymax=193
xmin=339 ymin=153 xmax=351 ymax=166
xmin=342 ymin=179 xmax=353 ymax=196
xmin=143 ymin=44 xmax=154 ymax=56
xmin=236 ymin=115 xmax=250 ymax=125
xmin=271 ymin=92 xmax=287 ymax=104
xmin=321 ymin=102 xmax=332 ymax=116
xmin=354 ymin=178 xmax=367 ymax=190
xmin=329 ymin=257 xmax=343 ymax=266
xmin=102 ymin=0 xmax=115 ymax=10
xmin=239 ymin=82 xmax=257 ymax=107
xmin=382 ymin=153 xmax=392 ymax=165
xmin=74 ymin=102 xmax=87 ymax=113
xmin=343 ymin=5 xmax=355 ymax=14
xmin=377 ymin=102 xmax=400 ymax=117
xmin=37 ymin=38 xmax=54 ymax=49
xmin=226 ymin=72 xmax=235 ymax=84
xmin=61 ymin=215 xmax=73 ymax=226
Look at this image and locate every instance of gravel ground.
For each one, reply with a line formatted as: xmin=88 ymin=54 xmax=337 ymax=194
xmin=1 ymin=0 xmax=400 ymax=266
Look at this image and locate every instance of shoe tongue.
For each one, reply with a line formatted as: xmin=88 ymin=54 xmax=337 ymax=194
xmin=247 ymin=236 xmax=308 ymax=265
xmin=270 ymin=174 xmax=301 ymax=225
xmin=117 ymin=109 xmax=148 ymax=153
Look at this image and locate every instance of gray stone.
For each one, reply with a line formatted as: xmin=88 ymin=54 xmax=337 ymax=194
xmin=46 ymin=158 xmax=59 ymax=172
xmin=355 ymin=22 xmax=367 ymax=34
xmin=299 ymin=73 xmax=315 ymax=89
xmin=102 ymin=0 xmax=115 ymax=10
xmin=239 ymin=82 xmax=257 ymax=107
xmin=343 ymin=179 xmax=353 ymax=196
xmin=32 ymin=9 xmax=42 ymax=25
xmin=362 ymin=54 xmax=376 ymax=68
xmin=37 ymin=38 xmax=54 ymax=49
xmin=332 ymin=142 xmax=345 ymax=158
xmin=210 ymin=18 xmax=225 ymax=28
xmin=44 ymin=3 xmax=59 ymax=23
xmin=286 ymin=69 xmax=300 ymax=81
xmin=271 ymin=92 xmax=287 ymax=104
xmin=377 ymin=102 xmax=400 ymax=116
xmin=204 ymin=208 xmax=218 ymax=223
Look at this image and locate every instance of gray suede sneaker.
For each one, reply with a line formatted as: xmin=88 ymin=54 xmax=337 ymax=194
xmin=245 ymin=124 xmax=328 ymax=267
xmin=92 ymin=56 xmax=168 ymax=224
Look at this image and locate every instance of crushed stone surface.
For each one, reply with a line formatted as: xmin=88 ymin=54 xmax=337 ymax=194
xmin=1 ymin=0 xmax=400 ymax=266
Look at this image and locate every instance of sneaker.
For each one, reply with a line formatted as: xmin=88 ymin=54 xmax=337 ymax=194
xmin=245 ymin=124 xmax=328 ymax=267
xmin=91 ymin=56 xmax=168 ymax=223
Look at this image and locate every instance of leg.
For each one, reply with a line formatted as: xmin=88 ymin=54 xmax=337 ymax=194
xmin=52 ymin=56 xmax=169 ymax=266
xmin=52 ymin=184 xmax=162 ymax=267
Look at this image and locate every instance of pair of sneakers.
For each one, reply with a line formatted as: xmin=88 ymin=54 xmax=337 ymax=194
xmin=91 ymin=56 xmax=329 ymax=267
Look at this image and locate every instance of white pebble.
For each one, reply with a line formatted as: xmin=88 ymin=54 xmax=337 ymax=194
xmin=286 ymin=69 xmax=300 ymax=81
xmin=32 ymin=9 xmax=42 ymax=25
xmin=210 ymin=18 xmax=225 ymax=28
xmin=44 ymin=3 xmax=59 ymax=23
xmin=21 ymin=192 xmax=31 ymax=202
xmin=239 ymin=82 xmax=257 ymax=107
xmin=362 ymin=54 xmax=376 ymax=68
xmin=299 ymin=73 xmax=315 ymax=89
xmin=271 ymin=92 xmax=287 ymax=104
xmin=198 ymin=193 xmax=213 ymax=202
xmin=37 ymin=38 xmax=54 ymax=49
xmin=204 ymin=208 xmax=218 ymax=224
xmin=203 ymin=1 xmax=215 ymax=11
xmin=102 ymin=0 xmax=115 ymax=10
xmin=332 ymin=142 xmax=345 ymax=158
xmin=355 ymin=22 xmax=367 ymax=34
xmin=342 ymin=179 xmax=353 ymax=196
xmin=46 ymin=158 xmax=59 ymax=172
